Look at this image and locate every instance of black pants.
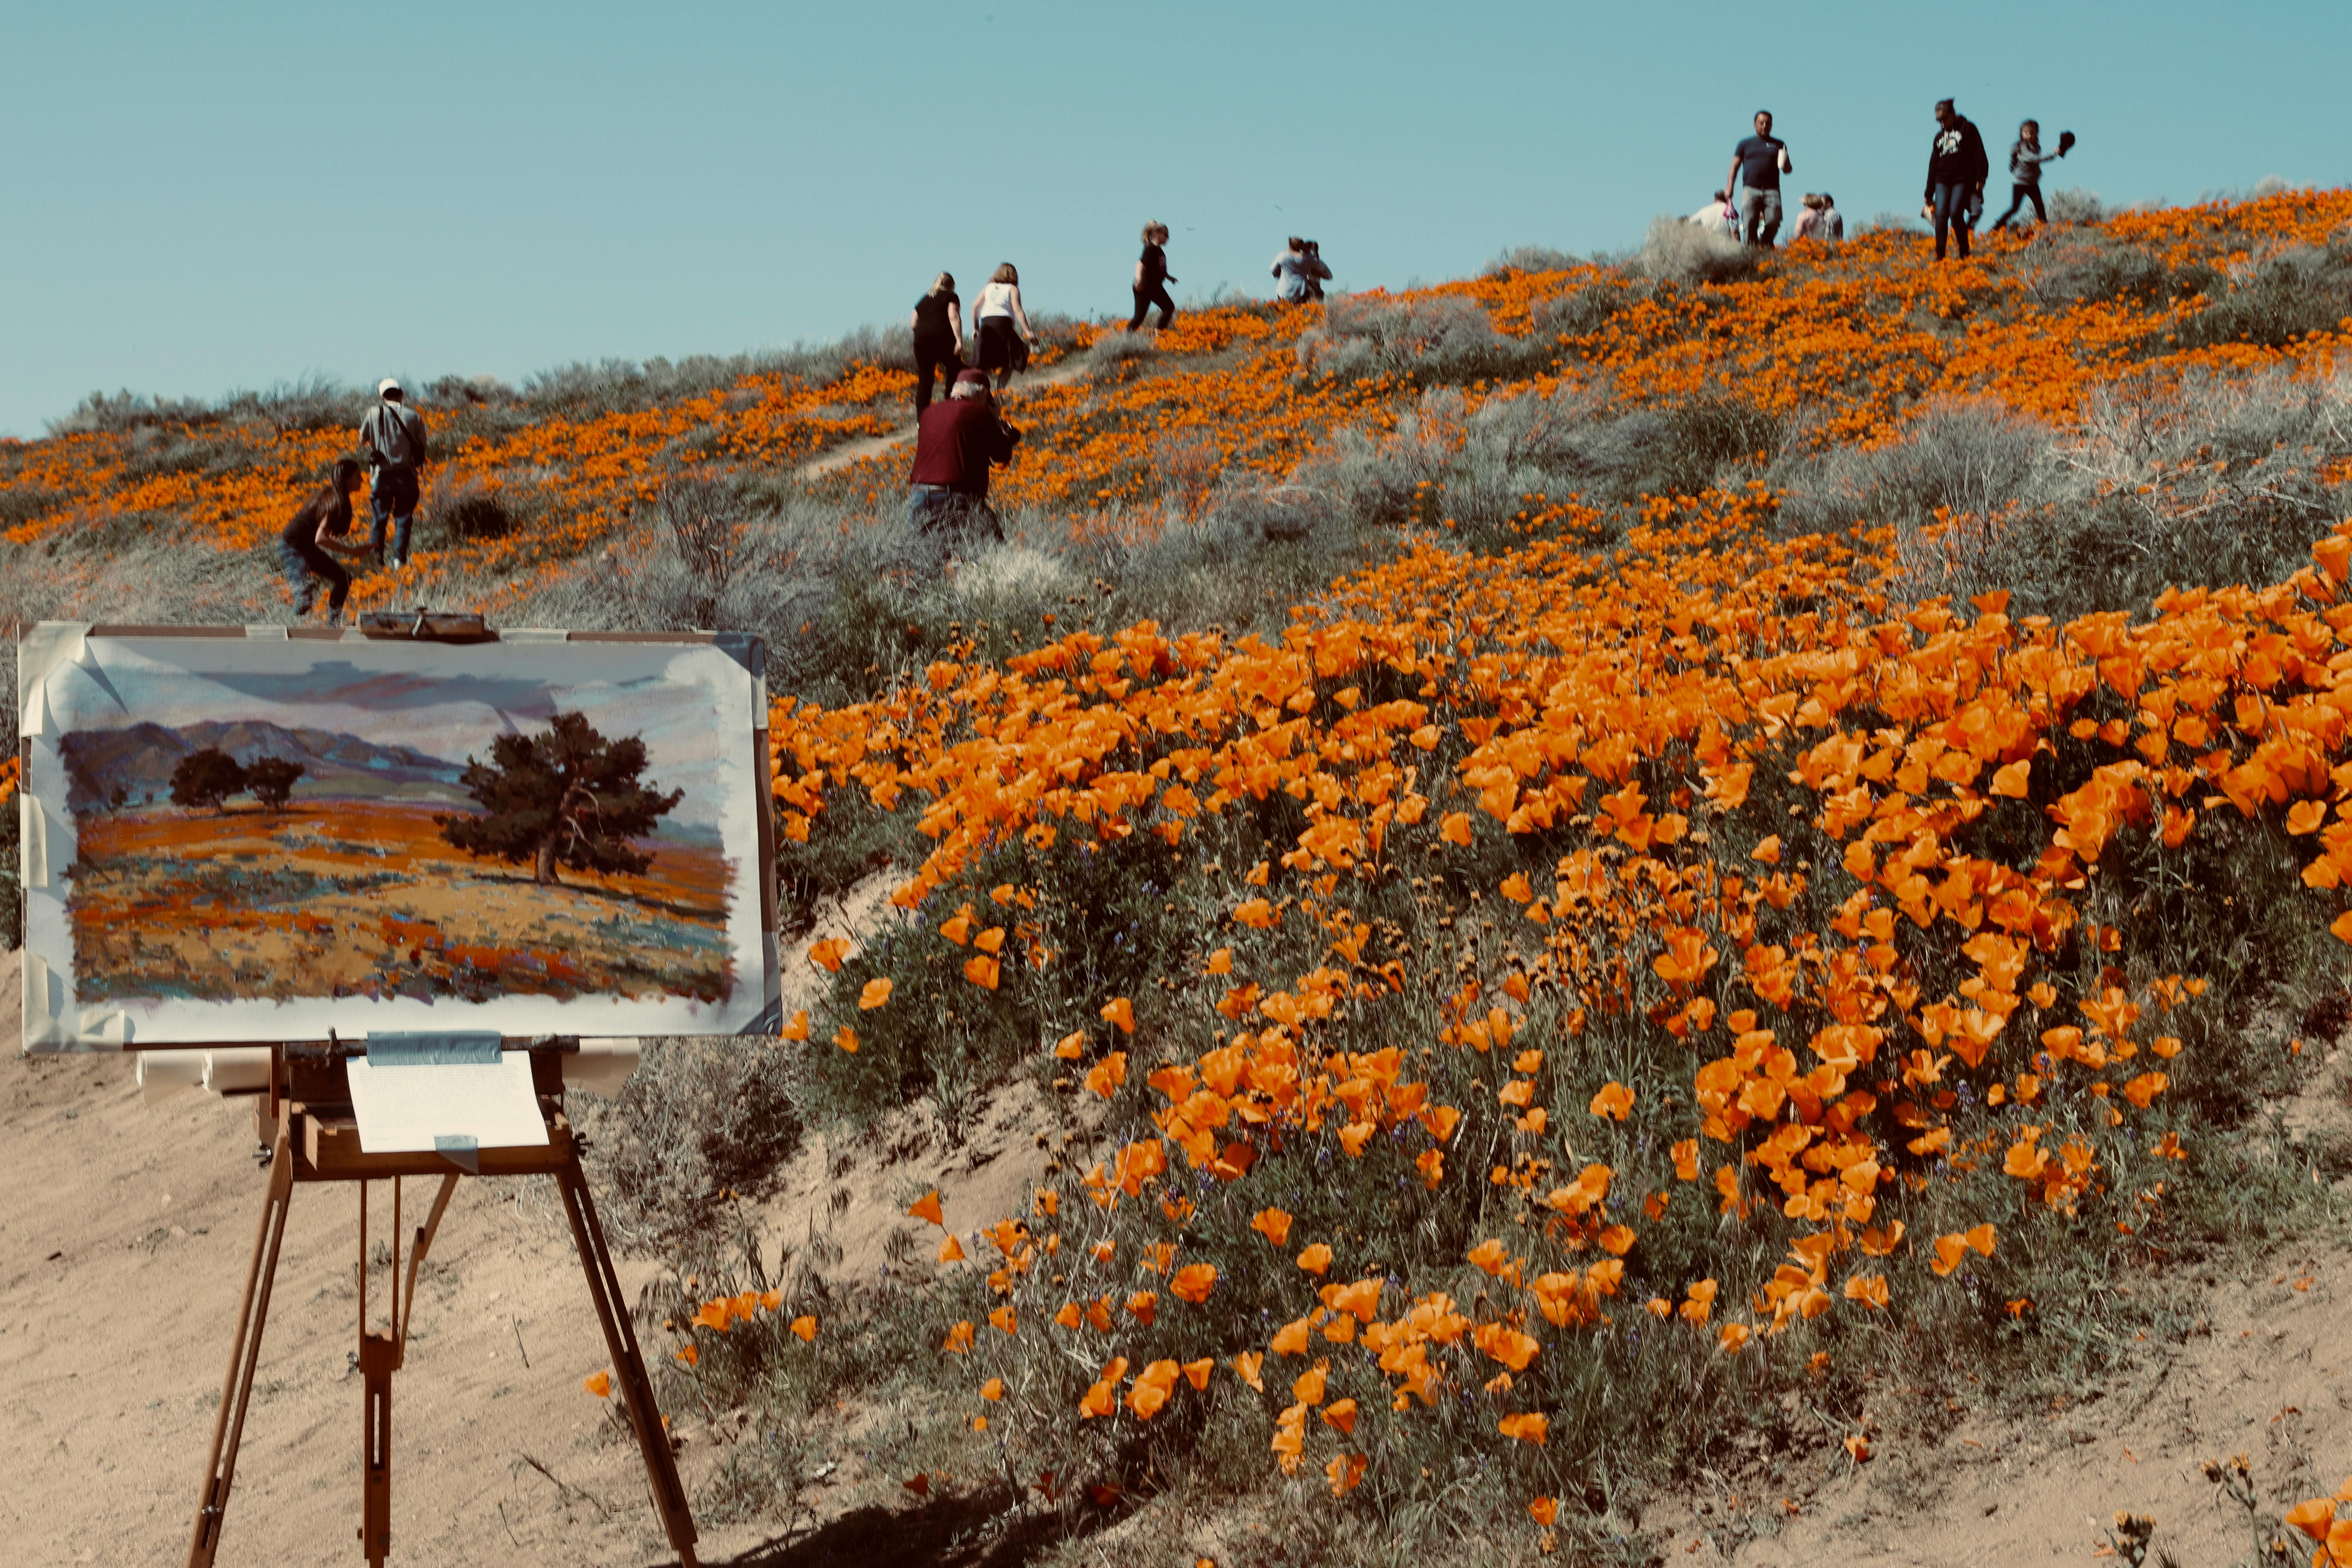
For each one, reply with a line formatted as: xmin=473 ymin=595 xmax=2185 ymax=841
xmin=1931 ymin=183 xmax=1974 ymax=260
xmin=1129 ymin=283 xmax=1175 ymax=331
xmin=976 ymin=317 xmax=1023 ymax=389
xmin=913 ymin=335 xmax=960 ymax=412
xmin=1990 ymin=182 xmax=2047 ymax=231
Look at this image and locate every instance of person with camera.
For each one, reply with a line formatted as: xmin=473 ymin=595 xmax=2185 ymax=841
xmin=906 ymin=369 xmax=1020 ymax=545
xmin=1723 ymin=110 xmax=1793 ymax=248
xmin=358 ymin=377 xmax=429 ymax=570
xmin=1271 ymin=237 xmax=1332 ymax=305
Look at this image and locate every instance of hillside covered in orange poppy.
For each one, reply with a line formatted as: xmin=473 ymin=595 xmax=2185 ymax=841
xmin=10 ymin=189 xmax=2352 ymax=1562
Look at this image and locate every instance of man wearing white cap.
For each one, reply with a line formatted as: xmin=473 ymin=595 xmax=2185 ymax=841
xmin=358 ymin=378 xmax=430 ymax=569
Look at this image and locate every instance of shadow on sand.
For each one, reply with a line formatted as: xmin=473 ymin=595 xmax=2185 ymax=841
xmin=693 ymin=1489 xmax=1087 ymax=1568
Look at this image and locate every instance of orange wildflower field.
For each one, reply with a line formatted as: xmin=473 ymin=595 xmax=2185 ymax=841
xmin=66 ymin=799 xmax=734 ymax=1006
xmin=10 ymin=190 xmax=2352 ymax=1556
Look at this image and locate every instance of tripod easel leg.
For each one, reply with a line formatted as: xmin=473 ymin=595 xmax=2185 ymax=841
xmin=556 ymin=1152 xmax=698 ymax=1566
xmin=187 ymin=1124 xmax=295 ymax=1568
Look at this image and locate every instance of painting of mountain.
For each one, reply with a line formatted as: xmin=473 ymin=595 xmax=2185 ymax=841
xmin=57 ymin=720 xmax=465 ymax=813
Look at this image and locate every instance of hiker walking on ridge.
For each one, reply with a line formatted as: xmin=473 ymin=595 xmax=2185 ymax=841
xmin=1991 ymin=121 xmax=2075 ymax=231
xmin=1793 ymin=192 xmax=1844 ymax=244
xmin=973 ymin=263 xmax=1037 ymax=395
xmin=1130 ymin=221 xmax=1177 ymax=331
xmin=277 ymin=458 xmax=372 ymax=626
xmin=906 ymin=369 xmax=1020 ymax=544
xmin=359 ymin=377 xmax=429 ymax=569
xmin=1922 ymin=98 xmax=1989 ymax=260
xmin=1724 ymin=110 xmax=1793 ymax=248
xmin=909 ymin=271 xmax=966 ymax=413
xmin=1271 ymin=237 xmax=1332 ymax=305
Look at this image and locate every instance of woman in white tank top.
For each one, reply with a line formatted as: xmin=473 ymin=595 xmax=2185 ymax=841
xmin=972 ymin=263 xmax=1036 ymax=392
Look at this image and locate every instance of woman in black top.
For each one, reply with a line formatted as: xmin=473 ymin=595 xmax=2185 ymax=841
xmin=908 ymin=272 xmax=965 ymax=413
xmin=276 ymin=458 xmax=370 ymax=625
xmin=1129 ymin=221 xmax=1176 ymax=331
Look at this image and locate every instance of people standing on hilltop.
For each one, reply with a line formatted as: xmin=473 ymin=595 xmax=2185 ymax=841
xmin=359 ymin=378 xmax=429 ymax=570
xmin=1129 ymin=222 xmax=1177 ymax=331
xmin=1991 ymin=121 xmax=2074 ymax=232
xmin=278 ymin=458 xmax=372 ymax=626
xmin=1793 ymin=192 xmax=1844 ymax=244
xmin=906 ymin=369 xmax=1021 ymax=544
xmin=1271 ymin=237 xmax=1333 ymax=305
xmin=1922 ymin=99 xmax=1990 ymax=261
xmin=972 ymin=264 xmax=1037 ymax=395
xmin=909 ymin=272 xmax=966 ymax=413
xmin=1723 ymin=110 xmax=1793 ymax=248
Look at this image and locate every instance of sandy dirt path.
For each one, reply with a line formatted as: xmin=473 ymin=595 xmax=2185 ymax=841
xmin=0 ymin=960 xmax=774 ymax=1567
xmin=794 ymin=360 xmax=1090 ymax=482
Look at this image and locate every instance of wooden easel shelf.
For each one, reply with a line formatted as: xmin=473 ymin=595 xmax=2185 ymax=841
xmin=291 ymin=1104 xmax=575 ymax=1180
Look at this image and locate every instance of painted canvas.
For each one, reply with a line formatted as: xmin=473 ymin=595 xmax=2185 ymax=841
xmin=18 ymin=626 xmax=778 ymax=1048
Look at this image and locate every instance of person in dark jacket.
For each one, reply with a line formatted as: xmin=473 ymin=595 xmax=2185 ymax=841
xmin=1129 ymin=222 xmax=1176 ymax=332
xmin=1921 ymin=99 xmax=1990 ymax=261
xmin=1991 ymin=122 xmax=2073 ymax=231
xmin=358 ymin=378 xmax=429 ymax=569
xmin=277 ymin=458 xmax=372 ymax=625
xmin=905 ymin=370 xmax=1020 ymax=543
xmin=909 ymin=272 xmax=965 ymax=413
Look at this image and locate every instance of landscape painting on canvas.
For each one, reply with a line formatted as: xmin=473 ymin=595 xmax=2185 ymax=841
xmin=19 ymin=629 xmax=775 ymax=1047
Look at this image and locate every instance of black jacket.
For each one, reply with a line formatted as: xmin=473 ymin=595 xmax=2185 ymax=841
xmin=1925 ymin=116 xmax=1989 ymax=199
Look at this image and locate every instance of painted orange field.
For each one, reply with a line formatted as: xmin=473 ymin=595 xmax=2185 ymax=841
xmin=66 ymin=798 xmax=738 ymax=1006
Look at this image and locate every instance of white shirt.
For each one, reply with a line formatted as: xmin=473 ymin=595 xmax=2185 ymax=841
xmin=975 ymin=280 xmax=1017 ymax=320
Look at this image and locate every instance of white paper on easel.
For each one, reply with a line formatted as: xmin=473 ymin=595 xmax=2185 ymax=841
xmin=345 ymin=1054 xmax=551 ymax=1154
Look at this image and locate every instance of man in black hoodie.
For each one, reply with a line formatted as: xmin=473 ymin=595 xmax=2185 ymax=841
xmin=1921 ymin=99 xmax=1989 ymax=261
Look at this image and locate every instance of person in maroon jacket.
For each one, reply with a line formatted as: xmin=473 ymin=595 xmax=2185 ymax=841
xmin=906 ymin=369 xmax=1021 ymax=542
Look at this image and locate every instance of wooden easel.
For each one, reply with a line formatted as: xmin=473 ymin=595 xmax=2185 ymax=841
xmin=184 ymin=1041 xmax=698 ymax=1566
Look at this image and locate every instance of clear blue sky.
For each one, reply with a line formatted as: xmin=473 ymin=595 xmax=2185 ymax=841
xmin=4 ymin=0 xmax=2343 ymax=439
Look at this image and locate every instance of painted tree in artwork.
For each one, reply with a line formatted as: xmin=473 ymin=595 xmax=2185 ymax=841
xmin=437 ymin=712 xmax=683 ymax=886
xmin=244 ymin=758 xmax=305 ymax=810
xmin=169 ymin=747 xmax=247 ymax=813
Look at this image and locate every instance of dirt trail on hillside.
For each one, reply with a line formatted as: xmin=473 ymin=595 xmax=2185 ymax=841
xmin=795 ymin=361 xmax=1090 ymax=482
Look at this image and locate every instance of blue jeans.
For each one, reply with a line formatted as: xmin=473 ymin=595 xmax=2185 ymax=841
xmin=278 ymin=539 xmax=350 ymax=620
xmin=1931 ymin=183 xmax=1975 ymax=259
xmin=368 ymin=465 xmax=419 ymax=563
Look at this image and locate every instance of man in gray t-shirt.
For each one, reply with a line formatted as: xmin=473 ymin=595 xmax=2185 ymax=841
xmin=1723 ymin=109 xmax=1793 ymax=248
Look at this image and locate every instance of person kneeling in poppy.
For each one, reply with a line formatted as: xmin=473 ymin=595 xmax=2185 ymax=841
xmin=906 ymin=369 xmax=1020 ymax=544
